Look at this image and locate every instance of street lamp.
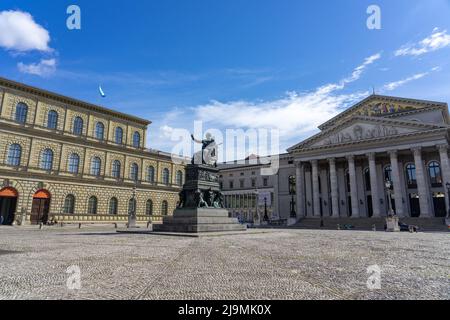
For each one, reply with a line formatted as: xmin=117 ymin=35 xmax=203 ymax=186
xmin=289 ymin=176 xmax=296 ymax=218
xmin=253 ymin=189 xmax=258 ymax=224
xmin=446 ymin=182 xmax=450 ymax=218
xmin=128 ymin=183 xmax=137 ymax=228
xmin=385 ymin=179 xmax=395 ymax=217
xmin=264 ymin=197 xmax=269 ymax=222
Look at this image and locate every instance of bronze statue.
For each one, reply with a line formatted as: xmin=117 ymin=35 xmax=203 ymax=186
xmin=191 ymin=133 xmax=218 ymax=166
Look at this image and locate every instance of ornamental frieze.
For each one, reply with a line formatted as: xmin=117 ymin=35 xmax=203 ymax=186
xmin=321 ymin=125 xmax=399 ymax=146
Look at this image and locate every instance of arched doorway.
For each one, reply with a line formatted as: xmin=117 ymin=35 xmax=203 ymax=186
xmin=31 ymin=189 xmax=51 ymax=225
xmin=0 ymin=187 xmax=18 ymax=225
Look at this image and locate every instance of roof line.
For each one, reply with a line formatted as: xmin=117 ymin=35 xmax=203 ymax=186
xmin=0 ymin=76 xmax=152 ymax=126
xmin=318 ymin=94 xmax=448 ymax=130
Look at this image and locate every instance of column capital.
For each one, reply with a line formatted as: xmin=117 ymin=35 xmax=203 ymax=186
xmin=346 ymin=155 xmax=355 ymax=162
xmin=311 ymin=160 xmax=318 ymax=166
xmin=366 ymin=152 xmax=376 ymax=161
xmin=437 ymin=144 xmax=449 ymax=153
xmin=388 ymin=150 xmax=398 ymax=158
xmin=327 ymin=158 xmax=336 ymax=165
xmin=411 ymin=147 xmax=422 ymax=157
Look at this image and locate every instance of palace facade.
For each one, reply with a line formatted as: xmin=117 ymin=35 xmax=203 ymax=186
xmin=0 ymin=77 xmax=186 ymax=226
xmin=220 ymin=95 xmax=450 ymax=221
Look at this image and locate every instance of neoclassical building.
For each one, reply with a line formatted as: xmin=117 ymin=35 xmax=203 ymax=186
xmin=0 ymin=77 xmax=186 ymax=226
xmin=288 ymin=94 xmax=450 ymax=219
xmin=219 ymin=95 xmax=450 ymax=221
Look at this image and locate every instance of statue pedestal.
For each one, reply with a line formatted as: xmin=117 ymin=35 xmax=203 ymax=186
xmin=385 ymin=216 xmax=400 ymax=232
xmin=154 ymin=164 xmax=246 ymax=234
xmin=153 ymin=208 xmax=246 ymax=233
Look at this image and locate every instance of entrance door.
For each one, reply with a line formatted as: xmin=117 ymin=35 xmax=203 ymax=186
xmin=30 ymin=190 xmax=51 ymax=225
xmin=366 ymin=195 xmax=373 ymax=218
xmin=432 ymin=193 xmax=446 ymax=217
xmin=0 ymin=187 xmax=18 ymax=225
xmin=409 ymin=193 xmax=420 ymax=218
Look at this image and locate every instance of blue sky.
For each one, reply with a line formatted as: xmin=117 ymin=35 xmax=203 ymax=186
xmin=1 ymin=0 xmax=450 ymax=158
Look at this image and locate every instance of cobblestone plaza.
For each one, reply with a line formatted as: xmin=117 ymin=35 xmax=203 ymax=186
xmin=0 ymin=226 xmax=448 ymax=300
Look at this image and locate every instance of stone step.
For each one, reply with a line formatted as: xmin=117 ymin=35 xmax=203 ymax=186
xmin=172 ymin=208 xmax=230 ymax=218
xmin=153 ymin=223 xmax=247 ymax=233
xmin=293 ymin=217 xmax=449 ymax=231
xmin=161 ymin=216 xmax=240 ymax=225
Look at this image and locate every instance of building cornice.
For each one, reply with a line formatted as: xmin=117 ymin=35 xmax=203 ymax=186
xmin=288 ymin=115 xmax=448 ymax=152
xmin=291 ymin=128 xmax=448 ymax=156
xmin=0 ymin=76 xmax=151 ymax=127
xmin=318 ymin=94 xmax=448 ymax=131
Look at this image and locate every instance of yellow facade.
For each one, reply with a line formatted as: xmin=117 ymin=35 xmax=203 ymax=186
xmin=0 ymin=77 xmax=186 ymax=226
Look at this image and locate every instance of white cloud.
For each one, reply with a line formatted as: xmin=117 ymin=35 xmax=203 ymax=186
xmin=382 ymin=66 xmax=440 ymax=91
xmin=0 ymin=10 xmax=52 ymax=52
xmin=316 ymin=53 xmax=381 ymax=95
xmin=18 ymin=58 xmax=57 ymax=76
xmin=157 ymin=54 xmax=379 ymax=154
xmin=395 ymin=28 xmax=450 ymax=57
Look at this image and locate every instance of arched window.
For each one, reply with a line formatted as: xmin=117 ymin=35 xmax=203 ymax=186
xmin=161 ymin=200 xmax=168 ymax=216
xmin=363 ymin=168 xmax=371 ymax=191
xmin=7 ymin=144 xmax=22 ymax=166
xmin=73 ymin=117 xmax=84 ymax=135
xmin=15 ymin=103 xmax=28 ymax=123
xmin=147 ymin=166 xmax=155 ymax=183
xmin=91 ymin=157 xmax=101 ymax=176
xmin=68 ymin=153 xmax=80 ymax=174
xmin=40 ymin=149 xmax=53 ymax=170
xmin=130 ymin=163 xmax=139 ymax=181
xmin=115 ymin=127 xmax=123 ymax=144
xmin=109 ymin=197 xmax=118 ymax=215
xmin=428 ymin=161 xmax=442 ymax=187
xmin=63 ymin=195 xmax=75 ymax=214
xmin=176 ymin=170 xmax=183 ymax=187
xmin=384 ymin=165 xmax=392 ymax=183
xmin=133 ymin=131 xmax=141 ymax=148
xmin=88 ymin=196 xmax=98 ymax=214
xmin=112 ymin=160 xmax=121 ymax=179
xmin=47 ymin=110 xmax=58 ymax=129
xmin=162 ymin=168 xmax=170 ymax=185
xmin=146 ymin=199 xmax=153 ymax=216
xmin=95 ymin=122 xmax=105 ymax=140
xmin=406 ymin=164 xmax=417 ymax=188
xmin=128 ymin=198 xmax=137 ymax=215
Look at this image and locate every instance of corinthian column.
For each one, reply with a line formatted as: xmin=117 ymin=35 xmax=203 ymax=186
xmin=438 ymin=145 xmax=450 ymax=216
xmin=389 ymin=151 xmax=405 ymax=217
xmin=329 ymin=158 xmax=340 ymax=218
xmin=311 ymin=160 xmax=321 ymax=217
xmin=347 ymin=155 xmax=360 ymax=218
xmin=413 ymin=147 xmax=431 ymax=217
xmin=296 ymin=162 xmax=305 ymax=218
xmin=367 ymin=153 xmax=381 ymax=218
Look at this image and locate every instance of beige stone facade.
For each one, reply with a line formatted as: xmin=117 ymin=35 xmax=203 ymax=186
xmin=0 ymin=77 xmax=186 ymax=226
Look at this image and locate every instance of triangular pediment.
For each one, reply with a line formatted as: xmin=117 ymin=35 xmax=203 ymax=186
xmin=289 ymin=116 xmax=446 ymax=151
xmin=318 ymin=95 xmax=447 ymax=130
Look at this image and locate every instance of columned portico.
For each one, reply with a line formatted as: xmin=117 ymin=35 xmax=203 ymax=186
xmin=296 ymin=162 xmax=306 ymax=218
xmin=328 ymin=158 xmax=340 ymax=217
xmin=367 ymin=153 xmax=381 ymax=217
xmin=412 ymin=147 xmax=432 ymax=217
xmin=389 ymin=151 xmax=405 ymax=217
xmin=347 ymin=155 xmax=360 ymax=218
xmin=311 ymin=160 xmax=321 ymax=217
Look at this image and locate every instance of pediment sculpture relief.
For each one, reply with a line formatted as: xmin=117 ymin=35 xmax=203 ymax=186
xmin=321 ymin=125 xmax=399 ymax=146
